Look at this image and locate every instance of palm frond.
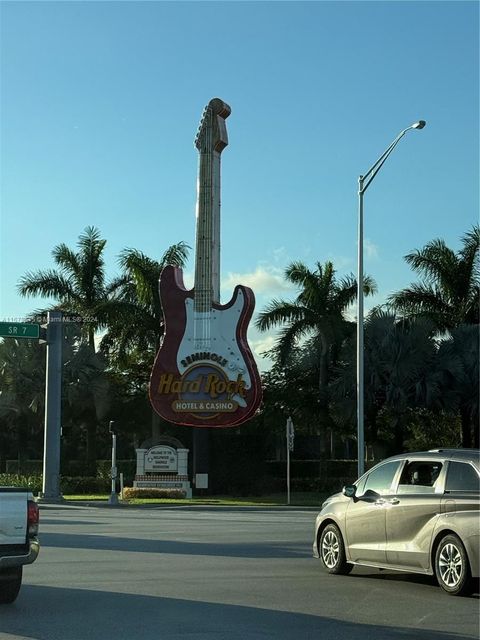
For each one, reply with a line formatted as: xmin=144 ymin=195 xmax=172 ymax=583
xmin=284 ymin=261 xmax=312 ymax=286
xmin=388 ymin=283 xmax=453 ymax=326
xmin=255 ymin=301 xmax=310 ymax=331
xmin=52 ymin=244 xmax=81 ymax=278
xmin=17 ymin=270 xmax=78 ymax=301
xmin=459 ymin=225 xmax=480 ymax=264
xmin=160 ymin=241 xmax=190 ymax=268
xmin=274 ymin=320 xmax=312 ymax=364
xmin=404 ymin=239 xmax=458 ymax=289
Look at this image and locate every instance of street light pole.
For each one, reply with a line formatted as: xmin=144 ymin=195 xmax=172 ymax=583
xmin=357 ymin=120 xmax=426 ymax=479
xmin=357 ymin=176 xmax=365 ymax=480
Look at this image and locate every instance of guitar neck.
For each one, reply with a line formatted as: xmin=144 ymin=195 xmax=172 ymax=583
xmin=194 ymin=148 xmax=221 ymax=312
xmin=194 ymin=99 xmax=231 ymax=313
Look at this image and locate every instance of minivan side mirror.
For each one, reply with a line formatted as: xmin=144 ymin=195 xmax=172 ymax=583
xmin=342 ymin=484 xmax=357 ymax=498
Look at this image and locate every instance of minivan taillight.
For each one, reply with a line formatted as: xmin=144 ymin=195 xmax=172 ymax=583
xmin=27 ymin=500 xmax=39 ymax=537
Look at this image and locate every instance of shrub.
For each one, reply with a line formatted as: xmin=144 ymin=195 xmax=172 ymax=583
xmin=60 ymin=476 xmax=110 ymax=494
xmin=0 ymin=474 xmax=43 ymax=493
xmin=95 ymin=460 xmax=136 ymax=482
xmin=122 ymin=487 xmax=186 ymax=500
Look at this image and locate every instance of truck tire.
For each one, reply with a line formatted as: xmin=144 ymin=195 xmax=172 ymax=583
xmin=0 ymin=567 xmax=23 ymax=604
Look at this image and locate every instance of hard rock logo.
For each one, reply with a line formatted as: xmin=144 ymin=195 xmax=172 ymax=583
xmin=156 ymin=368 xmax=246 ymax=418
xmin=157 ymin=372 xmax=246 ymax=398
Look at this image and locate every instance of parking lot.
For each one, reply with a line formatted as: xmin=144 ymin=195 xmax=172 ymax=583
xmin=1 ymin=504 xmax=478 ymax=640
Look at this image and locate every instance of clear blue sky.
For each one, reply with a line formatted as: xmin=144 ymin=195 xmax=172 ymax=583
xmin=1 ymin=1 xmax=478 ymax=368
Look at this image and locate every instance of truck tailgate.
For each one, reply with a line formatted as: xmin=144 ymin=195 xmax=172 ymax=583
xmin=0 ymin=489 xmax=28 ymax=545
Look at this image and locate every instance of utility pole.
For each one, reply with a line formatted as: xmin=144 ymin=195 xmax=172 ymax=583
xmin=41 ymin=311 xmax=63 ymax=502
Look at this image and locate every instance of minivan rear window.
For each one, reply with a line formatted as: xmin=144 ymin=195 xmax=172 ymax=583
xmin=445 ymin=461 xmax=480 ymax=492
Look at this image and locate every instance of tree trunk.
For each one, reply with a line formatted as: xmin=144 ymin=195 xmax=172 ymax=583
xmin=88 ymin=327 xmax=96 ymax=352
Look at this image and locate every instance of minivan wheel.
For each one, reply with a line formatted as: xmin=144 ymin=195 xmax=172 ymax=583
xmin=0 ymin=567 xmax=22 ymax=604
xmin=319 ymin=523 xmax=353 ymax=575
xmin=434 ymin=534 xmax=473 ymax=596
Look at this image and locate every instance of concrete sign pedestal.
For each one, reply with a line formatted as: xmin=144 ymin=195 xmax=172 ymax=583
xmin=133 ymin=441 xmax=191 ymax=498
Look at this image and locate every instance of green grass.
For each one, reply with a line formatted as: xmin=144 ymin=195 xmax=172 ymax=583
xmin=63 ymin=492 xmax=326 ymax=507
xmin=63 ymin=494 xmax=110 ymax=501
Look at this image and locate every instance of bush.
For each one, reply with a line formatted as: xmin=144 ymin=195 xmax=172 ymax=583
xmin=60 ymin=476 xmax=110 ymax=494
xmin=61 ymin=460 xmax=136 ymax=482
xmin=122 ymin=487 xmax=186 ymax=500
xmin=0 ymin=474 xmax=109 ymax=495
xmin=0 ymin=474 xmax=43 ymax=493
xmin=95 ymin=460 xmax=136 ymax=482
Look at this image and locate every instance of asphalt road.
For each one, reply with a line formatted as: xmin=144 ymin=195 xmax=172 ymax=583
xmin=1 ymin=504 xmax=478 ymax=640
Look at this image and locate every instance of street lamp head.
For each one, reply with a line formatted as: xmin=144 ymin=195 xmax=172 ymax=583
xmin=412 ymin=120 xmax=426 ymax=129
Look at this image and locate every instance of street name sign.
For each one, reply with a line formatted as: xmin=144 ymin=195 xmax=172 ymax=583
xmin=0 ymin=322 xmax=40 ymax=339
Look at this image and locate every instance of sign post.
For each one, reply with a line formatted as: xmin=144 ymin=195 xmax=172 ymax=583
xmin=286 ymin=416 xmax=294 ymax=506
xmin=108 ymin=421 xmax=118 ymax=505
xmin=41 ymin=311 xmax=63 ymax=502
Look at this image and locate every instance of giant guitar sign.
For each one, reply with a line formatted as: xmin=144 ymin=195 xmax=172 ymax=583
xmin=149 ymin=99 xmax=262 ymax=427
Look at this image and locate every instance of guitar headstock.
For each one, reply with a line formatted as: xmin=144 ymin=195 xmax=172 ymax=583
xmin=195 ymin=98 xmax=231 ymax=153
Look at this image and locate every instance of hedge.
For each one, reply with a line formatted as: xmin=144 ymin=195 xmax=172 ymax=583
xmin=122 ymin=487 xmax=186 ymax=500
xmin=0 ymin=474 xmax=110 ymax=495
xmin=0 ymin=474 xmax=43 ymax=494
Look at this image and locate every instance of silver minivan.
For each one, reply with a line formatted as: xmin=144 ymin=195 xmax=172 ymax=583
xmin=313 ymin=449 xmax=479 ymax=596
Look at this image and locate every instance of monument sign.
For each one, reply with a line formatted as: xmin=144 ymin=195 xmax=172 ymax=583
xmin=133 ymin=438 xmax=191 ymax=498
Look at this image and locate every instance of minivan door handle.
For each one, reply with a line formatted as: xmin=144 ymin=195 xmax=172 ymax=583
xmin=388 ymin=498 xmax=400 ymax=505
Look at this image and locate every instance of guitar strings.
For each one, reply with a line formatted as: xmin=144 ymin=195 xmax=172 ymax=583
xmin=194 ymin=106 xmax=213 ymax=353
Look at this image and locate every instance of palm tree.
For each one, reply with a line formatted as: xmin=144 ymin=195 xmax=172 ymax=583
xmin=436 ymin=325 xmax=479 ymax=448
xmin=101 ymin=242 xmax=189 ymax=439
xmin=0 ymin=338 xmax=46 ymax=469
xmin=62 ymin=341 xmax=112 ymax=470
xmin=102 ymin=242 xmax=189 ymax=363
xmin=388 ymin=226 xmax=479 ymax=331
xmin=17 ymin=226 xmax=132 ymax=462
xmin=256 ymin=260 xmax=376 ymax=449
xmin=17 ymin=226 xmax=121 ymax=349
xmin=329 ymin=311 xmax=458 ymax=454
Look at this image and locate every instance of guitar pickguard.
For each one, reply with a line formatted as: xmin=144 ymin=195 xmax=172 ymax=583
xmin=178 ymin=291 xmax=252 ymax=390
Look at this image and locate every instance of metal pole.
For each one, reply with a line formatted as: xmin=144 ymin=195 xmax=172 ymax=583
xmin=286 ymin=416 xmax=294 ymax=505
xmin=109 ymin=421 xmax=118 ymax=505
xmin=41 ymin=311 xmax=63 ymax=502
xmin=355 ymin=121 xmax=425 ymax=479
xmin=357 ymin=178 xmax=365 ymax=479
xmin=287 ymin=436 xmax=291 ymax=506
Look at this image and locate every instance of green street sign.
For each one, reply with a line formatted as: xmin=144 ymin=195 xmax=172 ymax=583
xmin=0 ymin=322 xmax=40 ymax=339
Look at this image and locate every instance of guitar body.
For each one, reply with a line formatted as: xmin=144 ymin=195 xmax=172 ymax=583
xmin=149 ymin=266 xmax=262 ymax=426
